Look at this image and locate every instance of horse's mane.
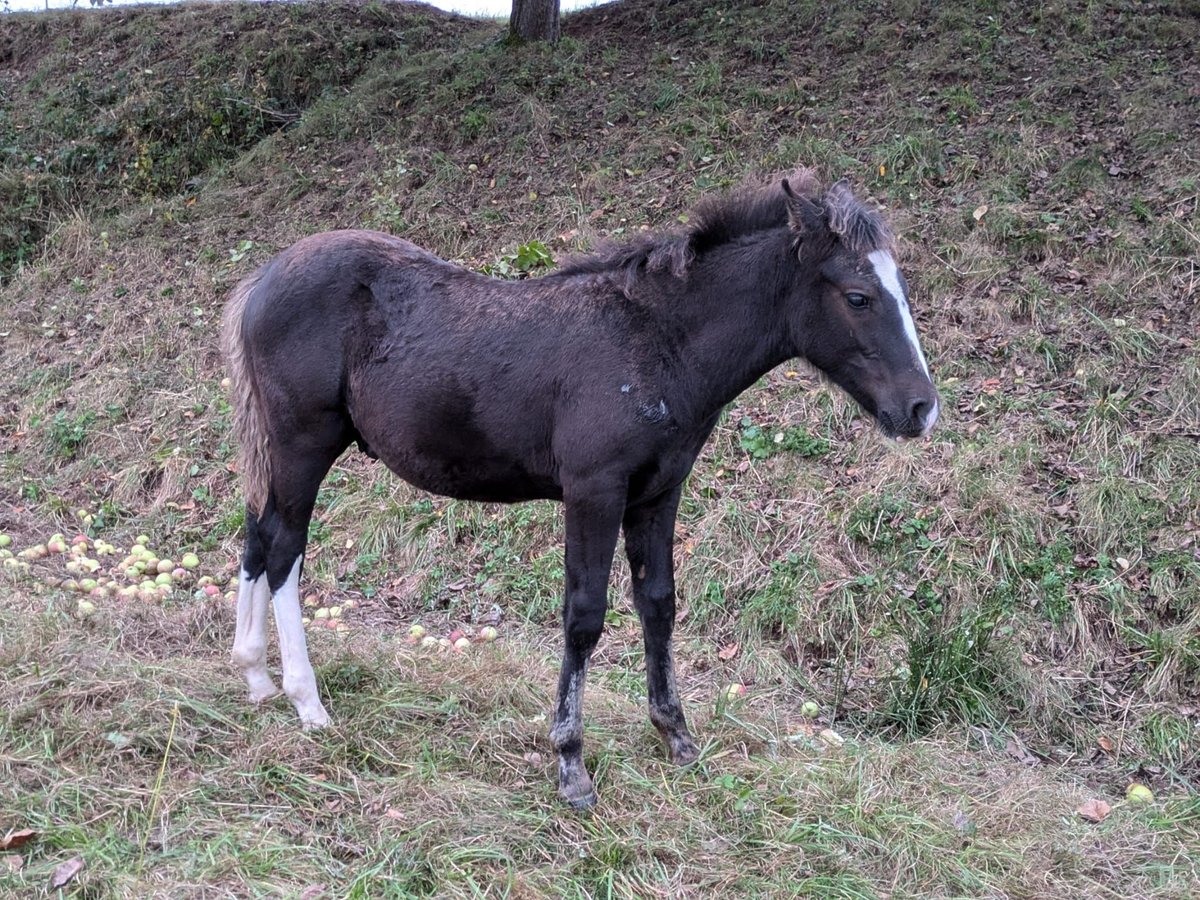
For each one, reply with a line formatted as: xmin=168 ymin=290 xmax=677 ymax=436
xmin=554 ymin=170 xmax=894 ymax=297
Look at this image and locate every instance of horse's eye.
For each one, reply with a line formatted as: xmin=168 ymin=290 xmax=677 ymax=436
xmin=847 ymin=292 xmax=870 ymax=309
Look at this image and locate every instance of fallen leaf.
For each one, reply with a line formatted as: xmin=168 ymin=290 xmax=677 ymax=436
xmin=951 ymin=810 xmax=976 ymax=836
xmin=1077 ymin=798 xmax=1111 ymax=823
xmin=382 ymin=807 xmax=404 ymax=820
xmin=105 ymin=731 xmax=133 ymax=750
xmin=0 ymin=828 xmax=36 ymax=851
xmin=973 ymin=204 xmax=988 ymax=221
xmin=1 ymin=854 xmax=23 ymax=874
xmin=1005 ymin=738 xmax=1040 ymax=766
xmin=299 ymin=884 xmax=328 ymax=900
xmin=523 ymin=751 xmax=543 ymax=767
xmin=819 ymin=728 xmax=845 ymax=747
xmin=717 ymin=642 xmax=740 ymax=661
xmin=1097 ymin=735 xmax=1114 ymax=753
xmin=50 ymin=856 xmax=85 ymax=889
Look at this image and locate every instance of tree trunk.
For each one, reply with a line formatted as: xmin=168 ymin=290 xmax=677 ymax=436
xmin=509 ymin=0 xmax=561 ymax=43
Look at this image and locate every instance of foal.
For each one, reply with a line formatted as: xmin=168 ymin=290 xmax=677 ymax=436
xmin=221 ymin=171 xmax=938 ymax=807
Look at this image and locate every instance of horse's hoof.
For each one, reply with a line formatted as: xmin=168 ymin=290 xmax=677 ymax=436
xmin=565 ymin=790 xmax=598 ymax=811
xmin=671 ymin=740 xmax=700 ymax=766
xmin=558 ymin=766 xmax=596 ymax=810
xmin=249 ymin=686 xmax=282 ymax=705
xmin=665 ymin=731 xmax=700 ymax=766
xmin=299 ymin=708 xmax=332 ymax=730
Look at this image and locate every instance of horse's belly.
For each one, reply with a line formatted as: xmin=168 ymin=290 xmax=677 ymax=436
xmin=350 ymin=369 xmax=561 ymax=504
xmin=378 ymin=451 xmax=561 ymax=503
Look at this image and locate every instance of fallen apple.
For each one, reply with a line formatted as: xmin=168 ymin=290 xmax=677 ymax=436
xmin=420 ymin=634 xmax=439 ymax=648
xmin=800 ymin=700 xmax=820 ymax=718
xmin=408 ymin=623 xmax=426 ymax=640
xmin=0 ymin=535 xmax=10 ymax=548
xmin=154 ymin=572 xmax=173 ymax=587
xmin=1126 ymin=783 xmax=1154 ymax=804
xmin=479 ymin=625 xmax=498 ymax=642
xmin=725 ymin=683 xmax=747 ymax=700
xmin=156 ymin=559 xmax=174 ymax=574
xmin=181 ymin=552 xmax=200 ymax=569
xmin=76 ymin=599 xmax=96 ymax=617
xmin=453 ymin=636 xmax=471 ymax=652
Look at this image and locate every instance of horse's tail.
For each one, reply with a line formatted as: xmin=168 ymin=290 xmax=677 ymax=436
xmin=221 ymin=268 xmax=271 ymax=518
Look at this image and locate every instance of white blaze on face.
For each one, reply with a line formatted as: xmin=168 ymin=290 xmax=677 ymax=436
xmin=867 ymin=249 xmax=931 ymax=379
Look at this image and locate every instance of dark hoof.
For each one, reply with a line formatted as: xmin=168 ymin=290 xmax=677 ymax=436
xmin=671 ymin=739 xmax=700 ymax=766
xmin=558 ymin=761 xmax=596 ymax=810
xmin=664 ymin=730 xmax=700 ymax=766
xmin=565 ymin=789 xmax=598 ymax=811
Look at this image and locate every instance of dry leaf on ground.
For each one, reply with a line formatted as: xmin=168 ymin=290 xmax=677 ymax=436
xmin=1077 ymin=799 xmax=1111 ymax=823
xmin=0 ymin=828 xmax=36 ymax=851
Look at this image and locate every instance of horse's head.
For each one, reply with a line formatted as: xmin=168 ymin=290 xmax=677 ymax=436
xmin=782 ymin=176 xmax=939 ymax=440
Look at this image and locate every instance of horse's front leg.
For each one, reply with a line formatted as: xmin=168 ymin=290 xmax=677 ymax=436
xmin=551 ymin=487 xmax=624 ymax=810
xmin=623 ymin=485 xmax=699 ymax=765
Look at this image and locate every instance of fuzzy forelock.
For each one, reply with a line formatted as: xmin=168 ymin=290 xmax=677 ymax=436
xmin=823 ymin=180 xmax=895 ymax=256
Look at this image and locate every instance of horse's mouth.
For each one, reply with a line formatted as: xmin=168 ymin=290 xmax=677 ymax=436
xmin=876 ymin=412 xmax=934 ymax=442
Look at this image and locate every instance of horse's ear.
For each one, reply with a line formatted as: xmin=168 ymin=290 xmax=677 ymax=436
xmin=782 ymin=178 xmax=824 ymax=238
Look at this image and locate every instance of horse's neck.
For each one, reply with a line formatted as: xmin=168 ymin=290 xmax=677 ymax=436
xmin=664 ymin=234 xmax=794 ymax=419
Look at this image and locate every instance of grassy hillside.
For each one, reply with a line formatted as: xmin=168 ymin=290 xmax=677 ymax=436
xmin=1 ymin=0 xmax=1198 ymax=895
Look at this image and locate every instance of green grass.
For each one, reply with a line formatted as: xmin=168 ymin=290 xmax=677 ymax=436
xmin=1 ymin=0 xmax=1198 ymax=895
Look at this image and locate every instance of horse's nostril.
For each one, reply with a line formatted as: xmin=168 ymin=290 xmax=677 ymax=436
xmin=909 ymin=398 xmax=933 ymax=427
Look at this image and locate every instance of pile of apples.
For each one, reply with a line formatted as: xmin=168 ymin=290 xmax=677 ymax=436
xmin=405 ymin=622 xmax=499 ymax=652
xmin=301 ymin=593 xmax=357 ymax=634
xmin=0 ymin=525 xmax=232 ymax=619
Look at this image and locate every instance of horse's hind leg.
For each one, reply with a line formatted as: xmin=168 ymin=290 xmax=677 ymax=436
xmin=623 ymin=486 xmax=699 ymax=765
xmin=232 ymin=510 xmax=280 ymax=703
xmin=239 ymin=416 xmax=350 ymax=728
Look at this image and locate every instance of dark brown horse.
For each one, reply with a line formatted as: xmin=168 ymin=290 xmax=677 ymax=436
xmin=221 ymin=170 xmax=938 ymax=808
